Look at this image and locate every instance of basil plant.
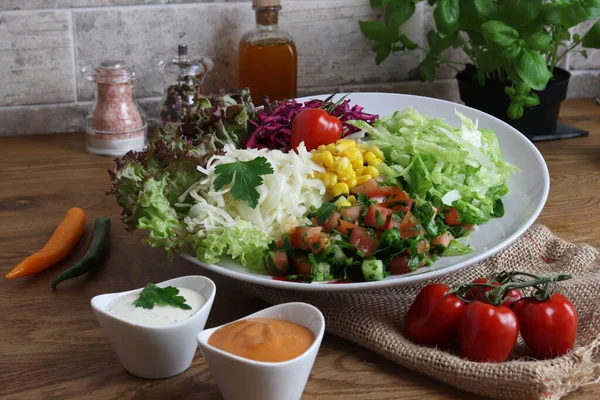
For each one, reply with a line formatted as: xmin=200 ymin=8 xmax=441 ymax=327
xmin=360 ymin=0 xmax=600 ymax=119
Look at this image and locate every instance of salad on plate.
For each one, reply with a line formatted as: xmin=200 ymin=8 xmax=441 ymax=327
xmin=108 ymin=89 xmax=517 ymax=284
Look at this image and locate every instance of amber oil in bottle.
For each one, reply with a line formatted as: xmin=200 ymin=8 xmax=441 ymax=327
xmin=239 ymin=0 xmax=297 ymax=105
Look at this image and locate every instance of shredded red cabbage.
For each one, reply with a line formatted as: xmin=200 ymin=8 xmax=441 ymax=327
xmin=244 ymin=99 xmax=379 ymax=151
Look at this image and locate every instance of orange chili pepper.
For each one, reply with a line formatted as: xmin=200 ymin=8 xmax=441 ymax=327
xmin=5 ymin=207 xmax=87 ymax=279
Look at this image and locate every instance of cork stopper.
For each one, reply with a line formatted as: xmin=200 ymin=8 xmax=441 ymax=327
xmin=253 ymin=0 xmax=280 ymax=6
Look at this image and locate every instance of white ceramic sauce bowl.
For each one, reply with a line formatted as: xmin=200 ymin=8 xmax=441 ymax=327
xmin=197 ymin=302 xmax=325 ymax=400
xmin=91 ymin=275 xmax=216 ymax=379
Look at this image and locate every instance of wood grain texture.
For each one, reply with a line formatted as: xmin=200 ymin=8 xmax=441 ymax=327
xmin=1 ymin=98 xmax=599 ymax=400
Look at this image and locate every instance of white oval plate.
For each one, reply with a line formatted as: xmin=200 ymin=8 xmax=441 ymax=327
xmin=182 ymin=93 xmax=549 ymax=292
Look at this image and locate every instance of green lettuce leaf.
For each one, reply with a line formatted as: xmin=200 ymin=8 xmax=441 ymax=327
xmin=350 ymin=107 xmax=517 ymax=226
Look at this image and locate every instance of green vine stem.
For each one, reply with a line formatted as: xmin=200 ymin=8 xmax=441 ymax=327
xmin=451 ymin=271 xmax=572 ymax=306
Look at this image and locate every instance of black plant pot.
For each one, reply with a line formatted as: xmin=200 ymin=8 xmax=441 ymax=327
xmin=456 ymin=65 xmax=587 ymax=141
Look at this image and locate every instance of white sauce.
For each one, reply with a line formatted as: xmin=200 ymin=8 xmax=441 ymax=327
xmin=106 ymin=287 xmax=205 ymax=327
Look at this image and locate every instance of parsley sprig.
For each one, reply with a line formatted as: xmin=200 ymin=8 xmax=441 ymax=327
xmin=133 ymin=283 xmax=192 ymax=310
xmin=213 ymin=157 xmax=274 ymax=208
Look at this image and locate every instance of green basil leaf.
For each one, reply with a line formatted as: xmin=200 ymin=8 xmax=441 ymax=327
xmin=582 ymin=20 xmax=600 ymax=49
xmin=460 ymin=0 xmax=484 ymax=31
xmin=507 ymin=101 xmax=524 ymax=120
xmin=474 ymin=0 xmax=498 ymax=19
xmin=434 ymin=0 xmax=460 ymax=35
xmin=427 ymin=29 xmax=458 ymax=55
xmin=375 ymin=41 xmax=392 ymax=65
xmin=540 ymin=3 xmax=561 ymax=25
xmin=560 ymin=4 xmax=600 ymax=28
xmin=516 ymin=50 xmax=551 ymax=91
xmin=582 ymin=49 xmax=589 ymax=59
xmin=419 ymin=56 xmax=437 ymax=82
xmin=523 ymin=32 xmax=552 ymax=51
xmin=386 ymin=1 xmax=416 ymax=26
xmin=501 ymin=0 xmax=540 ymax=27
xmin=359 ymin=21 xmax=390 ymax=41
xmin=370 ymin=0 xmax=390 ymax=9
xmin=500 ymin=44 xmax=523 ymax=61
xmin=481 ymin=20 xmax=519 ymax=47
xmin=523 ymin=93 xmax=540 ymax=107
xmin=399 ymin=33 xmax=419 ymax=50
xmin=515 ymin=81 xmax=531 ymax=97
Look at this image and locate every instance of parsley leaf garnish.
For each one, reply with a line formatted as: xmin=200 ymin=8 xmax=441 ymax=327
xmin=133 ymin=283 xmax=192 ymax=310
xmin=316 ymin=202 xmax=337 ymax=224
xmin=213 ymin=157 xmax=274 ymax=208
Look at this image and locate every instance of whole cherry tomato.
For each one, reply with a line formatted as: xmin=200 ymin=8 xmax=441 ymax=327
xmin=513 ymin=293 xmax=578 ymax=359
xmin=405 ymin=283 xmax=465 ymax=347
xmin=290 ymin=108 xmax=343 ymax=150
xmin=465 ymin=277 xmax=522 ymax=307
xmin=459 ymin=301 xmax=519 ymax=362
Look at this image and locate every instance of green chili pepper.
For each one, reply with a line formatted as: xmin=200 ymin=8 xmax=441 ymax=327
xmin=51 ymin=217 xmax=111 ymax=290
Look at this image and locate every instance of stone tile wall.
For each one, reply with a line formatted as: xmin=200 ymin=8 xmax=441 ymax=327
xmin=0 ymin=0 xmax=598 ymax=136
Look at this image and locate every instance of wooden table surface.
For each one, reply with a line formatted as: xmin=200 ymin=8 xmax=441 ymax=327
xmin=1 ymin=98 xmax=599 ymax=400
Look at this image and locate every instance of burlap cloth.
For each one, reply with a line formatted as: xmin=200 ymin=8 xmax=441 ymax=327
xmin=242 ymin=225 xmax=600 ymax=399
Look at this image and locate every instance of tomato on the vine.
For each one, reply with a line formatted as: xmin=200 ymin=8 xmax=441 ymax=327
xmin=465 ymin=277 xmax=523 ymax=307
xmin=405 ymin=283 xmax=465 ymax=347
xmin=459 ymin=301 xmax=519 ymax=362
xmin=513 ymin=293 xmax=578 ymax=359
xmin=290 ymin=108 xmax=342 ymax=150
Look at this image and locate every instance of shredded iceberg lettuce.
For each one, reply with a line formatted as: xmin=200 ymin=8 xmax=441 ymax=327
xmin=350 ymin=107 xmax=518 ymax=225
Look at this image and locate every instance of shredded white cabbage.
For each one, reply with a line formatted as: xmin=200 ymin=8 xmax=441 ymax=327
xmin=180 ymin=143 xmax=326 ymax=238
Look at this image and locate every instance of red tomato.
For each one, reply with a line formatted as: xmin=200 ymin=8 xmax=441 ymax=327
xmin=334 ymin=219 xmax=356 ymax=235
xmin=348 ymin=226 xmax=379 ymax=257
xmin=290 ymin=108 xmax=342 ymax=151
xmin=415 ymin=240 xmax=429 ymax=254
xmin=431 ymin=232 xmax=454 ymax=249
xmin=289 ymin=226 xmax=322 ymax=251
xmin=340 ymin=205 xmax=362 ymax=223
xmin=351 ymin=179 xmax=391 ymax=197
xmin=465 ymin=278 xmax=522 ymax=307
xmin=321 ymin=212 xmax=341 ymax=232
xmin=399 ymin=211 xmax=425 ymax=238
xmin=513 ymin=293 xmax=578 ymax=359
xmin=405 ymin=283 xmax=465 ymax=347
xmin=459 ymin=302 xmax=519 ymax=362
xmin=363 ymin=206 xmax=394 ymax=231
xmin=390 ymin=255 xmax=411 ymax=275
xmin=444 ymin=208 xmax=461 ymax=226
xmin=384 ymin=213 xmax=403 ymax=230
xmin=289 ymin=253 xmax=311 ymax=275
xmin=384 ymin=192 xmax=413 ymax=212
xmin=264 ymin=251 xmax=289 ymax=276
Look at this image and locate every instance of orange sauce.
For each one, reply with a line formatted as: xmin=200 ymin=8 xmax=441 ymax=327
xmin=208 ymin=318 xmax=314 ymax=362
xmin=239 ymin=39 xmax=297 ymax=105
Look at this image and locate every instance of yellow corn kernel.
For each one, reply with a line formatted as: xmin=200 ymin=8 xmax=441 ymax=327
xmin=317 ymin=145 xmax=327 ymax=152
xmin=337 ymin=166 xmax=355 ymax=182
xmin=326 ymin=143 xmax=336 ymax=153
xmin=341 ymin=146 xmax=361 ymax=160
xmin=314 ymin=171 xmax=324 ymax=179
xmin=347 ymin=195 xmax=357 ymax=204
xmin=311 ymin=152 xmax=323 ymax=165
xmin=331 ymin=182 xmax=350 ymax=197
xmin=351 ymin=158 xmax=364 ymax=170
xmin=355 ymin=167 xmax=367 ymax=176
xmin=368 ymin=157 xmax=383 ymax=167
xmin=320 ymin=151 xmax=334 ymax=168
xmin=364 ymin=166 xmax=380 ymax=178
xmin=369 ymin=146 xmax=384 ymax=160
xmin=321 ymin=172 xmax=338 ymax=188
xmin=335 ymin=140 xmax=355 ymax=153
xmin=347 ymin=176 xmax=357 ymax=189
xmin=337 ymin=200 xmax=352 ymax=210
xmin=355 ymin=174 xmax=373 ymax=185
xmin=364 ymin=151 xmax=377 ymax=164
